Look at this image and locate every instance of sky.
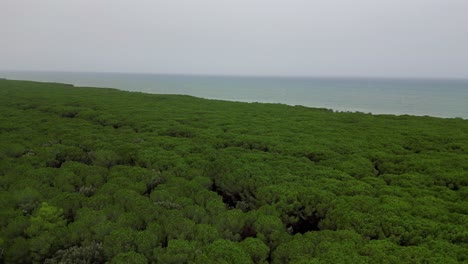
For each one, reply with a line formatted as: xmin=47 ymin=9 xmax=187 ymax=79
xmin=1 ymin=0 xmax=468 ymax=79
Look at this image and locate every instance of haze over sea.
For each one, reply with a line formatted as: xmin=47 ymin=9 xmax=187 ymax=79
xmin=1 ymin=71 xmax=468 ymax=119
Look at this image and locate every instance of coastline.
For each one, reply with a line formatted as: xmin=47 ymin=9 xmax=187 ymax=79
xmin=1 ymin=73 xmax=468 ymax=119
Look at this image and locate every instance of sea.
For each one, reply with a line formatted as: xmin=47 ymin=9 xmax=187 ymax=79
xmin=1 ymin=71 xmax=468 ymax=119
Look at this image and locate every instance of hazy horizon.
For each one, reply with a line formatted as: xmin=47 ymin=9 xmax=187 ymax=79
xmin=2 ymin=0 xmax=468 ymax=79
xmin=1 ymin=70 xmax=467 ymax=119
xmin=3 ymin=69 xmax=468 ymax=82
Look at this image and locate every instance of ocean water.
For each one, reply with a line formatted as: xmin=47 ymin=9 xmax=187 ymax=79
xmin=1 ymin=71 xmax=468 ymax=118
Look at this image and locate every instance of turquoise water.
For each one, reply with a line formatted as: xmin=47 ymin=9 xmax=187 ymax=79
xmin=1 ymin=71 xmax=468 ymax=118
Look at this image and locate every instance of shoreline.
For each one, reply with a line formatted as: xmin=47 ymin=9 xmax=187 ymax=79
xmin=1 ymin=75 xmax=467 ymax=120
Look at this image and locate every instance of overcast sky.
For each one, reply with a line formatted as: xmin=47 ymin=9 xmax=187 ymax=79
xmin=1 ymin=0 xmax=467 ymax=78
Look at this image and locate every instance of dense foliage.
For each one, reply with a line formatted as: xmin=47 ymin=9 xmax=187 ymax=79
xmin=0 ymin=79 xmax=467 ymax=263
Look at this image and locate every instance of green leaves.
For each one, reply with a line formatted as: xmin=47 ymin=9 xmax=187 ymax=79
xmin=1 ymin=79 xmax=468 ymax=263
xmin=23 ymin=202 xmax=67 ymax=262
xmin=240 ymin=238 xmax=270 ymax=263
xmin=196 ymin=239 xmax=253 ymax=264
xmin=103 ymin=228 xmax=137 ymax=259
xmin=26 ymin=202 xmax=66 ymax=237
